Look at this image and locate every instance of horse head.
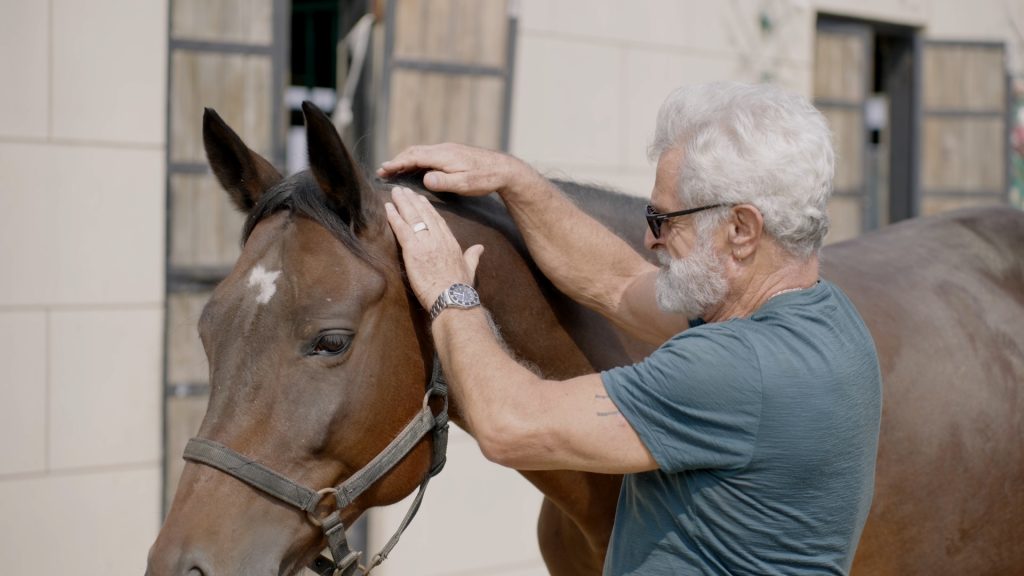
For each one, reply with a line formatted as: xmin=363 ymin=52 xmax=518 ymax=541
xmin=147 ymin=103 xmax=443 ymax=575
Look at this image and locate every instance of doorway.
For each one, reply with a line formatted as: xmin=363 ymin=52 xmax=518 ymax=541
xmin=814 ymin=16 xmax=919 ymax=243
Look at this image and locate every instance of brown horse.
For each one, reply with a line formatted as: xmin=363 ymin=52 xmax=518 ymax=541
xmin=147 ymin=103 xmax=1024 ymax=575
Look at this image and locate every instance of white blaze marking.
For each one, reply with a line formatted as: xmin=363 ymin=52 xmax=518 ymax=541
xmin=247 ymin=265 xmax=282 ymax=305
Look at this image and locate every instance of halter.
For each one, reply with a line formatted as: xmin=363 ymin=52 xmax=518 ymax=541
xmin=182 ymin=358 xmax=450 ymax=576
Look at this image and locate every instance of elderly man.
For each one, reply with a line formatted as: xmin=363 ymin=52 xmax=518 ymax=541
xmin=379 ymin=82 xmax=881 ymax=575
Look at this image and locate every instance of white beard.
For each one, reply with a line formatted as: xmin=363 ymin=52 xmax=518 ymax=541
xmin=655 ymin=239 xmax=729 ymax=319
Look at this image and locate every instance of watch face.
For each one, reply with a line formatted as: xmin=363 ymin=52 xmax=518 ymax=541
xmin=448 ymin=283 xmax=480 ymax=307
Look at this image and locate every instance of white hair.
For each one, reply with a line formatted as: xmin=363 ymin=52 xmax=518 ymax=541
xmin=648 ymin=82 xmax=835 ymax=258
xmin=655 ymin=225 xmax=728 ymax=318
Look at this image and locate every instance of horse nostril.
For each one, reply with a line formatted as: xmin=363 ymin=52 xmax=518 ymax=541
xmin=187 ymin=569 xmax=205 ymax=576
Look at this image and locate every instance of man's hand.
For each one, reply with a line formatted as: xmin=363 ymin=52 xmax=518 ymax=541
xmin=378 ymin=143 xmax=541 ymax=197
xmin=384 ymin=186 xmax=484 ymax=311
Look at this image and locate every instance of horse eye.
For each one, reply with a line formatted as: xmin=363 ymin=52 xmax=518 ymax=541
xmin=310 ymin=332 xmax=352 ymax=356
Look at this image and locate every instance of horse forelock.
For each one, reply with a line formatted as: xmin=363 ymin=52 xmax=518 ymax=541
xmin=241 ymin=170 xmax=381 ymax=266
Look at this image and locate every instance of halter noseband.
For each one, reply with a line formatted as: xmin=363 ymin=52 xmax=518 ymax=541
xmin=182 ymin=358 xmax=450 ymax=576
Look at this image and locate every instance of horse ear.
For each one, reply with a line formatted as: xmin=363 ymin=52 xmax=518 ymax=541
xmin=301 ymin=101 xmax=378 ymax=232
xmin=203 ymin=108 xmax=283 ymax=212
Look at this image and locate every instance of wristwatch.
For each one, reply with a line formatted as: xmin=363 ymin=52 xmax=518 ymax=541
xmin=429 ymin=283 xmax=481 ymax=320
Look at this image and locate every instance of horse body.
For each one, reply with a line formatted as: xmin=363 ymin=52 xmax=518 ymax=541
xmin=824 ymin=208 xmax=1024 ymax=574
xmin=148 ymin=103 xmax=1024 ymax=575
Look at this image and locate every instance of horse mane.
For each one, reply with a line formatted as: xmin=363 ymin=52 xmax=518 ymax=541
xmin=377 ymin=171 xmax=526 ymax=247
xmin=241 ymin=170 xmax=376 ymax=263
xmin=380 ymin=172 xmax=649 ymax=255
xmin=240 ymin=166 xmax=649 ymax=268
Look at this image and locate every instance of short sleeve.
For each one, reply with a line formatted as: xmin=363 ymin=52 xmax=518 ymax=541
xmin=602 ymin=324 xmax=762 ymax=473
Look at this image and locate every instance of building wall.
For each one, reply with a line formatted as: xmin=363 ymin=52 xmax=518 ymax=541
xmin=510 ymin=0 xmax=815 ymax=198
xmin=0 ymin=1 xmax=167 ymax=573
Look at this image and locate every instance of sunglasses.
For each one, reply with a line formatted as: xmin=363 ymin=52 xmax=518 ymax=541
xmin=645 ymin=204 xmax=726 ymax=239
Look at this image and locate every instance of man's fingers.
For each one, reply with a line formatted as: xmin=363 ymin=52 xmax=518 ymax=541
xmin=378 ymin=144 xmax=457 ymax=176
xmin=423 ymin=170 xmax=464 ymax=192
xmin=387 ymin=186 xmax=434 ymax=233
xmin=418 ymin=194 xmax=463 ymax=244
xmin=377 ymin=149 xmax=423 ymax=176
xmin=377 ymin=143 xmax=503 ymax=197
xmin=408 ymin=188 xmax=446 ymax=234
xmin=378 ymin=156 xmax=421 ymax=176
xmin=384 ymin=201 xmax=413 ymax=245
xmin=377 ymin=159 xmax=415 ymax=177
xmin=389 ymin=186 xmax=417 ymax=221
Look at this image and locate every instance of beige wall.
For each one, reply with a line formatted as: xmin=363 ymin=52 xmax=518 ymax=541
xmin=509 ymin=0 xmax=816 ymax=198
xmin=0 ymin=0 xmax=167 ymax=573
xmin=368 ymin=427 xmax=547 ymax=575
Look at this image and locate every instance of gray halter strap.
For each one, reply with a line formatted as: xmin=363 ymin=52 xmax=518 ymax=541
xmin=182 ymin=358 xmax=450 ymax=576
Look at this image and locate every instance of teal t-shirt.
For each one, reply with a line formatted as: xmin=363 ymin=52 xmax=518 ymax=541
xmin=601 ymin=280 xmax=881 ymax=575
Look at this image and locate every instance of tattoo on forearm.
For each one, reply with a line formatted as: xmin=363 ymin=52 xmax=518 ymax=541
xmin=595 ymin=393 xmax=617 ymax=416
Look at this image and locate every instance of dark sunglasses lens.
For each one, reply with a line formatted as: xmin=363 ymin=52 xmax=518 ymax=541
xmin=645 ymin=207 xmax=661 ymax=239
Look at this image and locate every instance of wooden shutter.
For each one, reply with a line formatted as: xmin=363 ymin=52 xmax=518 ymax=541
xmin=920 ymin=41 xmax=1008 ymax=215
xmin=164 ymin=0 xmax=288 ymax=514
xmin=377 ymin=0 xmax=518 ymax=162
xmin=814 ymin=22 xmax=872 ymax=244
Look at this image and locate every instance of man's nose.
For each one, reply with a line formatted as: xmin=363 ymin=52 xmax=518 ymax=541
xmin=643 ymin=226 xmax=661 ymax=252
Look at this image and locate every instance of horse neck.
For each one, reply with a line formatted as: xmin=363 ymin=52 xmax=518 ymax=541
xmin=437 ymin=201 xmax=635 ymax=551
xmin=436 ymin=201 xmax=642 ymax=419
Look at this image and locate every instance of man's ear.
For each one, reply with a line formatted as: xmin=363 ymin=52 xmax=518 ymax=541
xmin=729 ymin=204 xmax=764 ymax=261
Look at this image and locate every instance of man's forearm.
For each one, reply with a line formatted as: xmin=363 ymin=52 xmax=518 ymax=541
xmin=431 ymin=308 xmax=544 ymax=464
xmin=498 ymin=170 xmax=653 ymax=318
xmin=430 ymin=306 xmax=660 ymax=473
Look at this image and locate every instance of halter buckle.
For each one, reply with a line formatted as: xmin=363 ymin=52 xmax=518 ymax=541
xmin=332 ymin=550 xmax=362 ymax=576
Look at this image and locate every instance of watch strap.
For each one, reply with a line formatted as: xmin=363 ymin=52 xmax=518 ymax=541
xmin=428 ymin=292 xmax=448 ymax=320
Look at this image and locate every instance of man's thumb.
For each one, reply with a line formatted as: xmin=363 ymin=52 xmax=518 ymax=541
xmin=463 ymin=244 xmax=485 ymax=282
